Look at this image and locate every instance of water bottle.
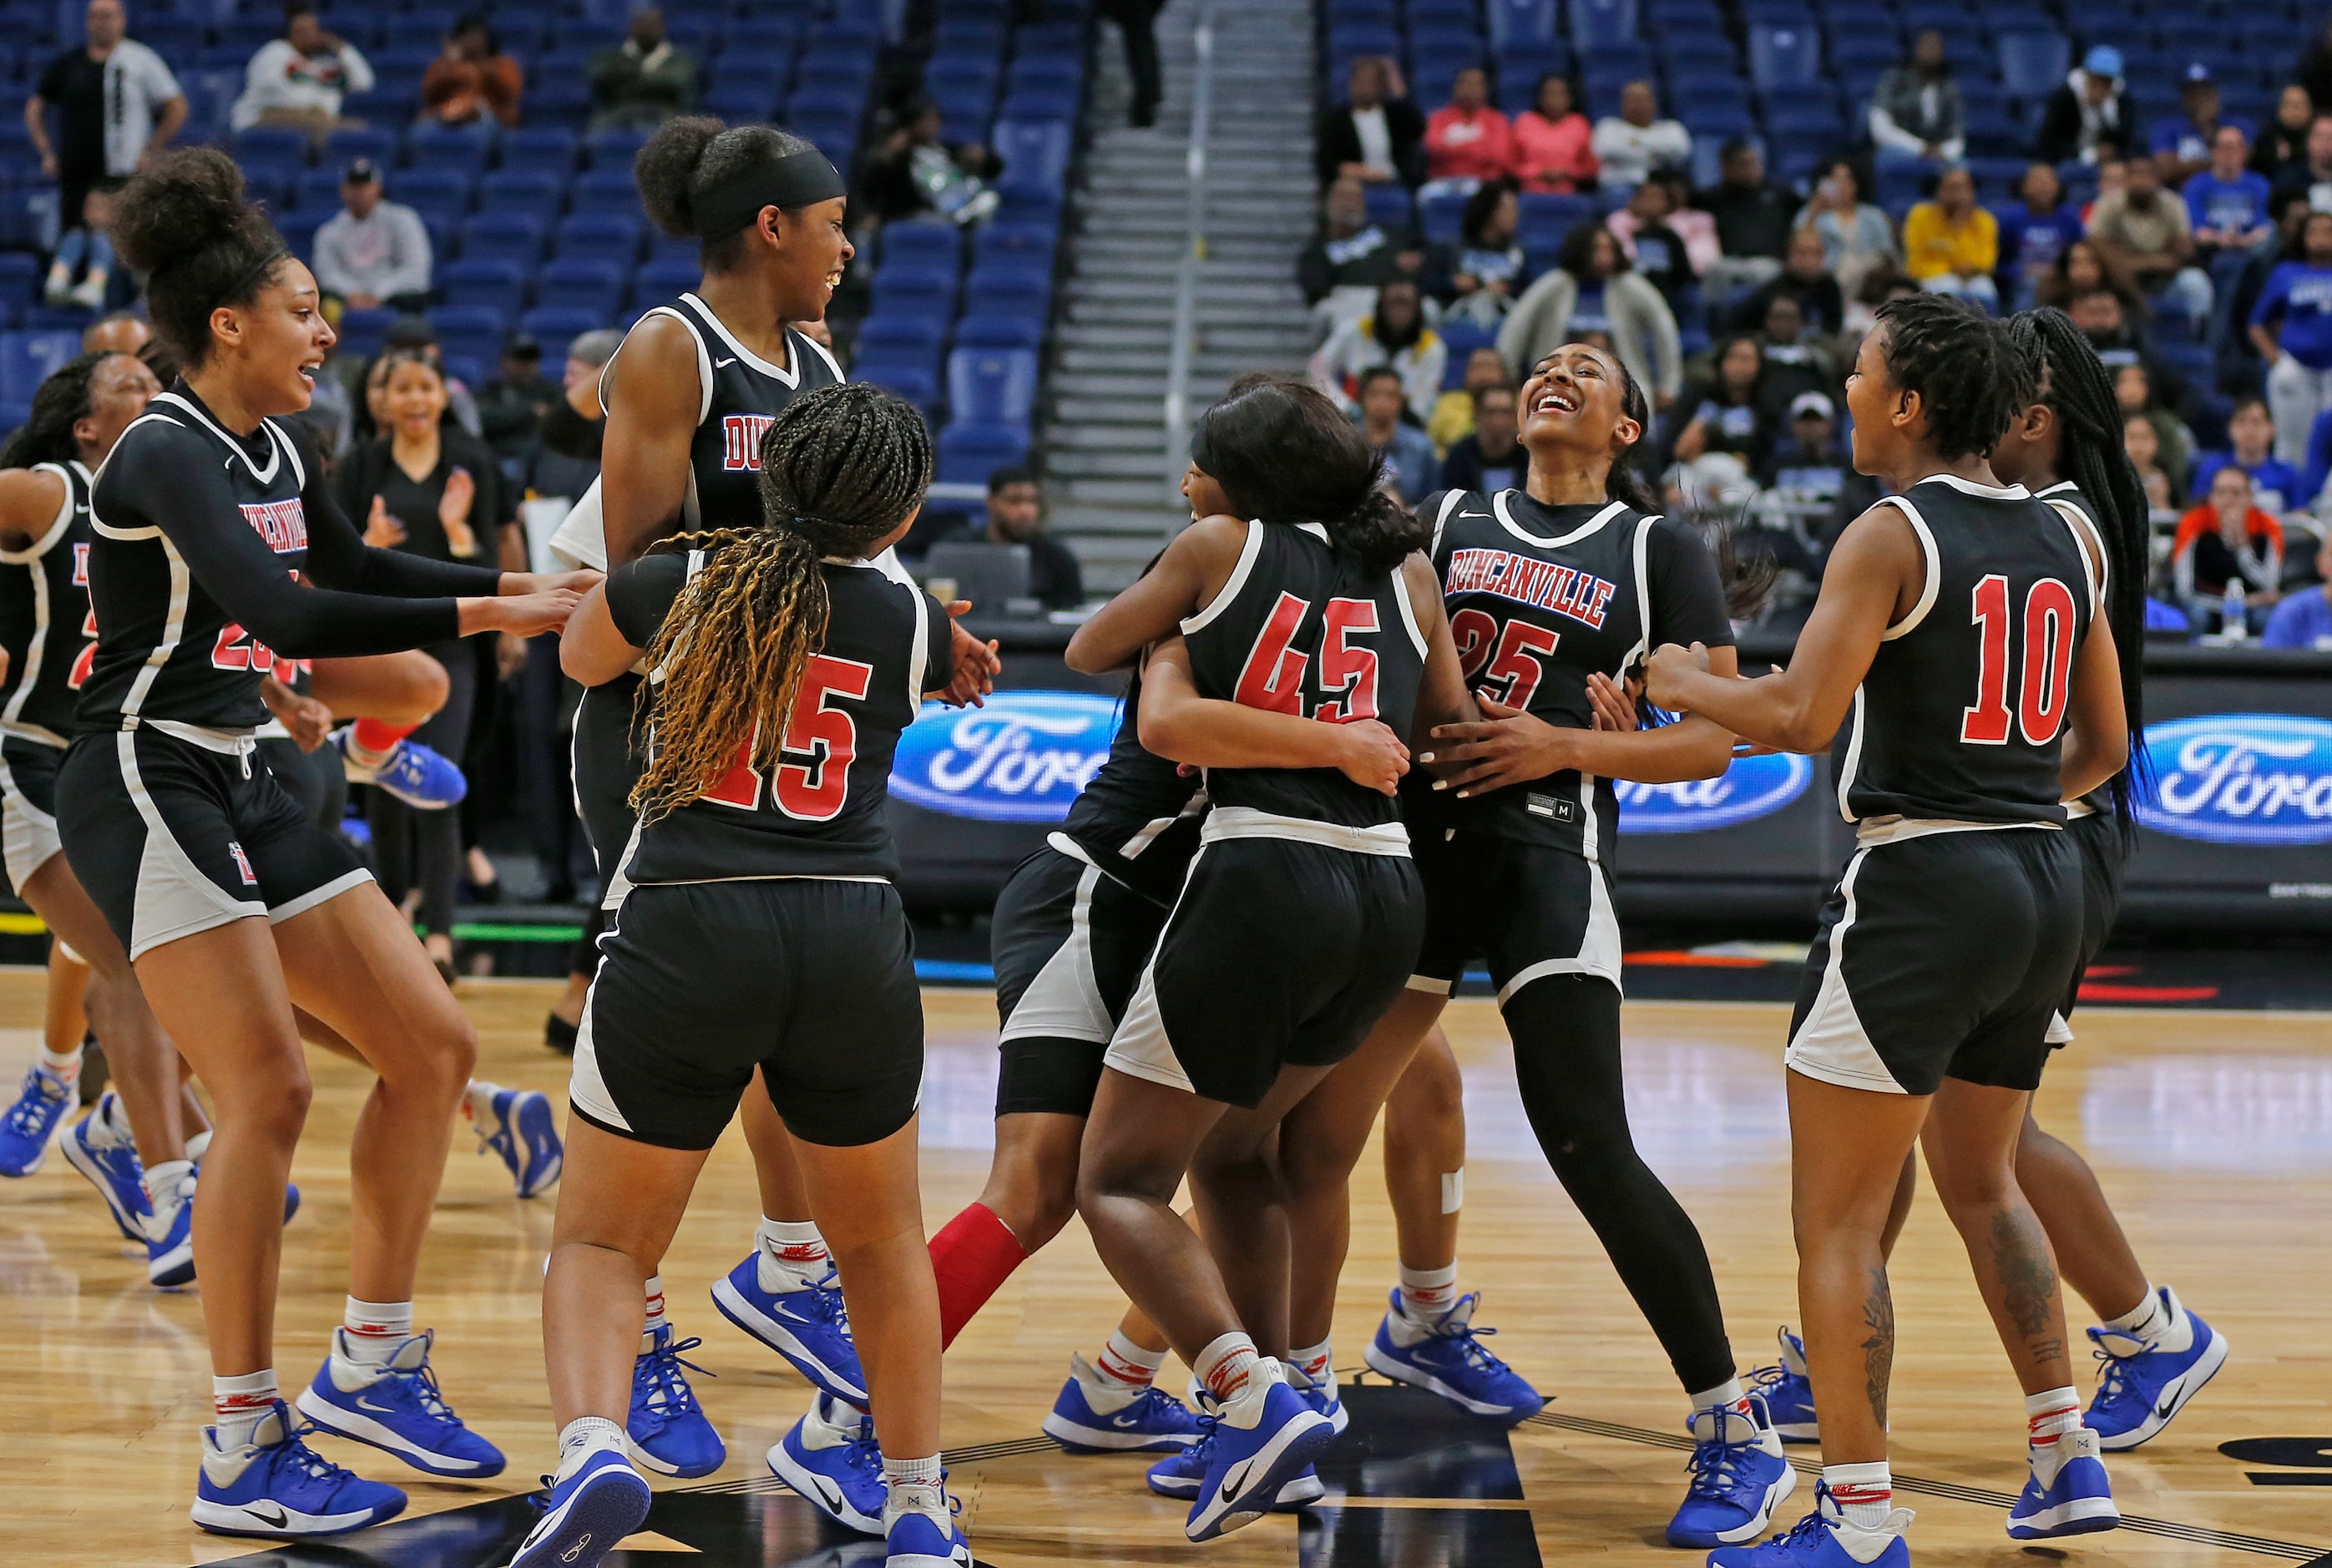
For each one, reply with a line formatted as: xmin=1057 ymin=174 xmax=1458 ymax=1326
xmin=2222 ymin=579 xmax=2248 ymax=640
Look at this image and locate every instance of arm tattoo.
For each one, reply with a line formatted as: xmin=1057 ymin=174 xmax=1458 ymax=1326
xmin=1859 ymin=1266 xmax=1894 ymax=1429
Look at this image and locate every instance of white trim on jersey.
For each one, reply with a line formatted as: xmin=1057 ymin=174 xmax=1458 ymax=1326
xmin=902 ymin=569 xmax=933 ymax=709
xmin=1783 ymin=846 xmax=1908 ymax=1093
xmin=1495 ymin=858 xmax=1623 ymax=1001
xmin=1491 ymin=492 xmax=1626 ymax=549
xmin=795 ymin=329 xmax=846 ymax=383
xmin=0 ymin=461 xmax=80 ymax=739
xmin=1879 ymin=495 xmax=1941 ymax=641
xmin=1199 ymin=803 xmax=1409 ymax=856
xmin=2042 ymin=496 xmax=2105 ymax=620
xmin=1178 ymin=517 xmax=1265 ymax=635
xmin=148 ymin=392 xmax=284 ymax=485
xmin=1391 ymin=555 xmax=1431 ymax=660
xmin=117 ymin=533 xmax=195 ymax=726
xmin=998 ymin=862 xmax=1115 ymax=1044
xmin=1921 ymin=474 xmax=2030 ymax=501
xmin=1616 ymin=513 xmax=1659 ymax=675
xmin=0 ymin=461 xmax=77 ymax=563
xmin=1834 ymin=688 xmax=1865 ymax=821
xmin=1430 ymin=488 xmax=1471 ymax=559
xmin=569 ymin=966 xmax=631 ymax=1132
xmin=608 ymin=303 xmax=718 ymax=425
xmin=682 ymin=291 xmax=804 ymax=387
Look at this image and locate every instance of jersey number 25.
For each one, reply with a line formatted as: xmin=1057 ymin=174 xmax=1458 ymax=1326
xmin=1960 ymin=574 xmax=2077 ymax=747
xmin=1449 ymin=608 xmax=1560 ymax=708
xmin=703 ymin=655 xmax=872 ymax=821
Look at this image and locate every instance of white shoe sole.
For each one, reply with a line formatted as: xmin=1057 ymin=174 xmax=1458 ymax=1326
xmin=2006 ymin=1494 xmax=2122 ymax=1538
xmin=1041 ymin=1409 xmax=1198 ymax=1451
xmin=190 ymin=1494 xmax=400 ymax=1538
xmin=293 ymin=1387 xmax=502 ymax=1476
xmin=1363 ymin=1339 xmax=1524 ymax=1419
xmin=57 ymin=1126 xmax=144 ymax=1240
xmin=711 ymin=1275 xmax=867 ymax=1404
xmin=2095 ymin=1328 xmax=2229 ymax=1452
xmin=1186 ymin=1408 xmax=1334 ymax=1541
xmin=766 ymin=1439 xmax=883 ymax=1535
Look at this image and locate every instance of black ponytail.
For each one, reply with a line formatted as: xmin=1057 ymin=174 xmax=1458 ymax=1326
xmin=1189 ymin=376 xmax=1426 ymax=575
xmin=1599 ymin=347 xmax=1773 ymax=620
xmin=109 ymin=149 xmax=288 ymax=372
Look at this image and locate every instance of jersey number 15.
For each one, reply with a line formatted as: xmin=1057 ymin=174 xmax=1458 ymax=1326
xmin=702 ymin=655 xmax=872 ymax=821
xmin=1960 ymin=574 xmax=2077 ymax=747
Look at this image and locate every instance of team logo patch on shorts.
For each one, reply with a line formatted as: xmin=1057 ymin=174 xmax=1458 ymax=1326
xmin=1525 ymin=792 xmax=1578 ymax=822
xmin=227 ymin=842 xmax=258 ymax=887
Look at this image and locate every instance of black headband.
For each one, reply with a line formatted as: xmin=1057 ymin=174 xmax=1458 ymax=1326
xmin=229 ymin=245 xmax=291 ymax=301
xmin=690 ymin=151 xmax=847 ymax=240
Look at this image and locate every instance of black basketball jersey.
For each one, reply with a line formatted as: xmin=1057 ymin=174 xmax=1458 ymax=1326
xmin=1180 ymin=520 xmax=1427 ymax=830
xmin=0 ymin=460 xmax=96 ymax=746
xmin=1423 ymin=488 xmax=1737 ymax=859
xmin=2033 ymin=478 xmax=2118 ymax=819
xmin=604 ymin=548 xmax=951 ymax=883
xmin=1833 ymin=475 xmax=2097 ymax=827
xmin=1056 ymin=671 xmax=1206 ymax=902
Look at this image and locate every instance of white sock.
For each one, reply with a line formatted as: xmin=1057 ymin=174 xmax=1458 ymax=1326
xmin=555 ymin=1415 xmax=627 ymax=1479
xmin=212 ymin=1368 xmax=279 ymax=1449
xmin=183 ymin=1129 xmax=213 ymax=1163
xmin=881 ymin=1453 xmax=946 ymax=1521
xmin=338 ymin=1297 xmax=415 ymax=1365
xmin=1398 ymin=1262 xmax=1459 ymax=1319
xmin=2026 ymin=1385 xmax=2084 ymax=1482
xmin=756 ymin=1216 xmax=831 ymax=1292
xmin=1193 ymin=1332 xmax=1261 ymax=1406
xmin=1290 ymin=1338 xmax=1333 ymax=1385
xmin=464 ymin=1080 xmax=501 ymax=1122
xmin=143 ymin=1159 xmax=194 ymax=1224
xmin=38 ymin=1040 xmax=82 ymax=1083
xmin=90 ymin=1093 xmax=136 ymax=1149
xmin=1094 ymin=1328 xmax=1166 ymax=1392
xmin=2103 ymin=1285 xmax=2191 ymax=1354
xmin=1824 ymin=1461 xmax=1895 ymax=1530
xmin=1689 ymin=1375 xmax=1748 ymax=1413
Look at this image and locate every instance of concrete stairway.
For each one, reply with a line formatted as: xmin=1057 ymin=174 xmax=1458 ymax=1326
xmin=1042 ymin=0 xmax=1319 ymax=594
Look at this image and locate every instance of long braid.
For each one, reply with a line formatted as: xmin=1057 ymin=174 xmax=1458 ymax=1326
xmin=1599 ymin=348 xmax=1775 ymax=620
xmin=0 ymin=352 xmax=112 ymax=470
xmin=2008 ymin=308 xmax=2149 ymax=834
xmin=630 ymin=383 xmax=933 ymax=822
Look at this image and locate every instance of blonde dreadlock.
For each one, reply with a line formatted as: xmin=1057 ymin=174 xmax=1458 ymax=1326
xmin=630 ymin=382 xmax=933 ymax=822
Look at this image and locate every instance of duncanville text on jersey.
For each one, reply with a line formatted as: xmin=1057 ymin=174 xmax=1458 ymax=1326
xmin=1444 ymin=546 xmax=1618 ymax=630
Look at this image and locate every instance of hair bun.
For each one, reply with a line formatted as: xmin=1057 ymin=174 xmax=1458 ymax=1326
xmin=110 ymin=148 xmax=253 ymax=277
xmin=635 ymin=116 xmax=726 ymax=238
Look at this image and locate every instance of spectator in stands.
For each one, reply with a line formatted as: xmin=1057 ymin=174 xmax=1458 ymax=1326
xmin=2036 ymin=236 xmax=2144 ymax=316
xmin=943 ymin=466 xmax=1083 ymax=609
xmin=1667 ymin=335 xmax=1773 ymax=493
xmin=1754 ymin=296 xmax=1835 ymax=419
xmin=2078 ymin=157 xmax=2123 ymax=226
xmin=26 ymin=1 xmax=184 ymax=299
xmin=1437 ymin=381 xmax=1522 ymax=493
xmin=1444 ymin=180 xmax=1523 ymax=326
xmin=1842 ymin=264 xmax=1918 ymax=341
xmin=1351 ymin=365 xmax=1439 ymax=503
xmin=2123 ymin=411 xmax=2175 ymax=512
xmin=82 ymin=310 xmax=145 ymax=356
xmin=2254 ymin=85 xmax=2314 ymax=180
xmin=1499 ymin=222 xmax=1682 ymax=409
xmin=2090 ymin=156 xmax=2213 ymax=333
xmin=1298 ymin=175 xmax=1423 ymax=320
xmin=2269 ymin=114 xmax=2332 ymax=222
xmin=2036 ymin=46 xmax=2135 ymax=166
xmin=1426 ymin=345 xmax=1509 ymax=452
xmin=1421 ymin=68 xmax=1515 ymax=199
xmin=1512 ymin=73 xmax=1596 ymax=195
xmin=311 ymin=159 xmax=433 ymax=315
xmin=2192 ymin=397 xmax=2302 ymax=513
xmin=2253 ymin=209 xmax=2332 ymax=467
xmin=2173 ymin=464 xmax=2283 ymax=632
xmin=2297 ymin=17 xmax=2332 ymax=132
xmin=231 ymin=2 xmax=373 ymax=135
xmin=862 ymin=97 xmax=1002 ymax=227
xmin=2187 ymin=126 xmax=2276 ymax=311
xmin=1651 ymin=169 xmax=1718 ymax=275
xmin=1868 ymin=29 xmax=1965 ymax=170
xmin=1098 ymin=0 xmax=1166 ymax=129
xmin=521 ymin=328 xmax=616 ymax=503
xmin=589 ymin=5 xmax=694 ymax=134
xmin=1589 ymin=80 xmax=1690 ymax=192
xmin=1310 ymin=278 xmax=1446 ymax=423
xmin=40 ymin=187 xmax=119 ymax=310
xmin=2115 ymin=357 xmax=2194 ymax=499
xmin=1728 ymin=226 xmax=1846 ymax=336
xmin=2262 ymin=574 xmax=2332 ymax=646
xmin=367 ymin=316 xmax=481 ymax=437
xmin=1996 ymin=164 xmax=2085 ymax=311
xmin=1902 ymin=165 xmax=1999 ymax=310
xmin=421 ymin=13 xmax=522 ymax=129
xmin=478 ymin=337 xmax=558 ymax=464
xmin=1698 ymin=139 xmax=1796 ymax=296
xmin=2155 ymin=65 xmax=2244 ymax=186
xmin=1608 ymin=178 xmax=1693 ymax=308
xmin=1757 ymin=391 xmax=1862 ymax=514
xmin=1795 ymin=158 xmax=1899 ymax=298
xmin=1317 ymin=56 xmax=1424 ymax=189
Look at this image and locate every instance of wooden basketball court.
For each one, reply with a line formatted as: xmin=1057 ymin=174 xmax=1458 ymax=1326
xmin=0 ymin=969 xmax=2323 ymax=1566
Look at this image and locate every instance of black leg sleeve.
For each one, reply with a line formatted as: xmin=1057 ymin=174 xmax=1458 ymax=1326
xmin=1504 ymin=974 xmax=1737 ymax=1393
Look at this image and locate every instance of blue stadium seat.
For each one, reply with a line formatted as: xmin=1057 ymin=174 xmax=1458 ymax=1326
xmin=534 ymin=258 xmax=627 ymax=315
xmin=935 ymin=422 xmax=1030 ymax=487
xmin=498 ymin=128 xmax=581 ymax=175
xmin=479 ymin=169 xmax=567 ymax=226
xmin=440 ymin=258 xmax=529 ymax=317
xmin=954 ymin=315 xmax=1045 ymax=351
xmin=871 ymin=265 xmax=959 ymax=316
xmin=796 ymin=48 xmax=878 ymax=97
xmin=925 ymin=55 xmax=1002 ymax=97
xmin=1419 ymin=189 xmax=1470 ymax=245
xmin=1569 ymin=0 xmax=1639 ymax=49
xmin=933 ymin=18 xmax=1008 ymax=54
xmin=0 ymin=329 xmax=78 ymax=402
xmin=857 ymin=316 xmax=950 ymax=361
xmin=335 ymin=306 xmax=400 ymax=361
xmin=405 ymin=120 xmax=497 ymax=171
xmin=234 ymin=155 xmax=301 ymax=208
xmin=293 ymin=167 xmax=350 ymax=210
xmin=387 ymin=167 xmax=475 ymax=214
xmin=948 ymin=347 xmax=1039 ymax=427
xmin=518 ymin=307 xmax=602 ymax=368
xmin=458 ymin=212 xmax=548 ymax=266
xmin=703 ymin=83 xmax=782 ymax=121
xmin=233 ymin=125 xmax=311 ymax=167
xmin=427 ymin=305 xmax=510 ymax=349
xmin=991 ymin=121 xmax=1073 ymax=195
xmin=322 ymin=127 xmax=396 ymax=171
xmin=556 ymin=213 xmax=644 ymax=266
xmin=854 ymin=354 xmax=943 ymax=413
xmin=1748 ymin=25 xmax=1823 ymax=91
xmin=584 ymin=127 xmax=652 ymax=171
xmin=634 ymin=256 xmax=701 ymax=301
xmin=789 ymin=81 xmax=870 ymax=123
xmin=1826 ymin=33 xmax=1899 ymax=74
xmin=569 ymin=169 xmax=646 ymax=216
xmin=1439 ymin=321 xmax=1497 ymax=387
xmin=1487 ymin=0 xmax=1558 ymax=47
xmin=1517 ymin=191 xmax=1595 ymax=249
xmin=963 ymin=264 xmax=1052 ymax=322
xmin=883 ymin=221 xmax=962 ymax=270
xmin=997 ymin=89 xmax=1079 ymax=124
xmin=1996 ymin=31 xmax=2069 ymax=100
xmin=1662 ymin=33 xmax=1738 ymax=73
xmin=1362 ymin=183 xmax=1414 ymax=229
xmin=275 ymin=209 xmax=327 ymax=264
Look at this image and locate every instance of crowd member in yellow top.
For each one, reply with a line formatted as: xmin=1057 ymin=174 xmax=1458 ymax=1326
xmin=1903 ymin=166 xmax=2001 ymax=313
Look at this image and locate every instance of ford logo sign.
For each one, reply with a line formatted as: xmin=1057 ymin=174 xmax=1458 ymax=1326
xmin=2134 ymin=712 xmax=2332 ymax=846
xmin=1615 ymin=751 xmax=1813 ymax=834
xmin=891 ymin=689 xmax=1122 ymax=823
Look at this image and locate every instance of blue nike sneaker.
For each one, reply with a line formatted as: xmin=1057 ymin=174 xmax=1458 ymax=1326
xmin=146 ymin=1174 xmax=196 ymax=1288
xmin=0 ymin=1064 xmax=73 ymax=1176
xmin=1184 ymin=1368 xmax=1334 ymax=1541
xmin=1292 ymin=1363 xmax=1350 ymax=1435
xmin=508 ymin=1446 xmax=652 ymax=1568
xmin=1708 ymin=1482 xmax=1913 ymax=1568
xmin=473 ymin=1085 xmax=564 ymax=1197
xmin=883 ymin=1481 xmax=971 ymax=1567
xmin=2082 ymin=1287 xmax=2228 ymax=1451
xmin=334 ymin=729 xmax=467 ymax=809
xmin=711 ymin=1255 xmax=867 ymax=1408
xmin=2006 ymin=1426 xmax=2120 ymax=1540
xmin=1362 ymin=1290 xmax=1545 ymax=1424
xmin=1145 ymin=1407 xmax=1324 ymax=1512
xmin=58 ymin=1094 xmax=150 ymax=1241
xmin=295 ymin=1328 xmax=506 ymax=1477
xmin=1667 ymin=1397 xmax=1798 ymax=1548
xmin=1748 ymin=1328 xmax=1819 ymax=1444
xmin=191 ymin=1399 xmax=407 ymax=1539
xmin=767 ymin=1393 xmax=884 ymax=1535
xmin=629 ymin=1325 xmax=726 ymax=1479
xmin=1041 ymin=1353 xmax=1201 ymax=1453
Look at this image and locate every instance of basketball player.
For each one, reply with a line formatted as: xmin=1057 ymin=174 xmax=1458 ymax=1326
xmin=1063 ymin=377 xmax=1475 ymax=1541
xmin=527 ymin=384 xmax=966 ymax=1568
xmin=1647 ymin=296 xmax=2129 ymax=1566
xmin=55 ymin=149 xmax=587 ymax=1538
xmin=1758 ymin=311 xmax=2228 ymax=1457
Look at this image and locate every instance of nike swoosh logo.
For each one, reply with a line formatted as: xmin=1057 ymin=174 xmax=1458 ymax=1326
xmin=807 ymin=1474 xmax=844 ymax=1512
xmin=714 ymin=357 xmax=737 ymax=368
xmin=1110 ymin=1410 xmax=1150 ymax=1428
xmin=1217 ymin=1453 xmax=1260 ymax=1501
xmin=2154 ymin=1379 xmax=2184 ymax=1419
xmin=245 ymin=1504 xmax=287 ymax=1527
xmin=1459 ymin=510 xmax=1490 ymax=518
xmin=354 ymin=1393 xmax=401 ymax=1415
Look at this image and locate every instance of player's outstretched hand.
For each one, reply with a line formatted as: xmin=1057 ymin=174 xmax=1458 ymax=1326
xmin=1332 ymin=718 xmax=1410 ymax=796
xmin=1421 ymin=695 xmax=1570 ymax=798
xmin=1642 ymin=641 xmax=1710 ymax=711
xmin=939 ymin=601 xmax=1001 ymax=707
xmin=466 ymin=588 xmax=585 ymax=639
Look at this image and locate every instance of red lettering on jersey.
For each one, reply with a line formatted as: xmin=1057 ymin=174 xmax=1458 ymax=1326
xmin=721 ymin=413 xmax=777 ymax=471
xmin=237 ymin=498 xmax=308 ymax=554
xmin=70 ymin=542 xmax=89 ymax=587
xmin=1442 ymin=548 xmax=1613 ymax=630
xmin=210 ymin=624 xmax=281 ymax=674
xmin=68 ymin=605 xmax=97 ymax=690
xmin=227 ymin=841 xmax=258 ymax=887
xmin=1232 ymin=591 xmax=1312 ymax=715
xmin=1579 ymin=578 xmax=1616 ymax=628
xmin=1313 ymin=598 xmax=1381 ymax=723
xmin=773 ymin=656 xmax=873 ymax=820
xmin=1960 ymin=574 xmax=2014 ymax=746
xmin=2017 ymin=578 xmax=2079 ymax=746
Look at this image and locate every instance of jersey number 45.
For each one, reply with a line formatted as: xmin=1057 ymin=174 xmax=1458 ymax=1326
xmin=1235 ymin=591 xmax=1382 ymax=721
xmin=701 ymin=655 xmax=872 ymax=821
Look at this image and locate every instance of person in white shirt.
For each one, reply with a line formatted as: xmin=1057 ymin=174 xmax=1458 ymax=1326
xmin=1590 ymin=80 xmax=1692 ymax=192
xmin=25 ymin=0 xmax=185 ymax=306
xmin=230 ymin=1 xmax=373 ymax=135
xmin=311 ymin=159 xmax=433 ymax=312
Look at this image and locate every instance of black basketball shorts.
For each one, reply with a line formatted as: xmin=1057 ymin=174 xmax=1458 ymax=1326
xmin=990 ymin=843 xmax=1178 ymax=1117
xmin=574 ymin=878 xmax=925 ymax=1151
xmin=2048 ymin=810 xmax=2127 ymax=1045
xmin=1104 ymin=824 xmax=1426 ymax=1110
xmin=572 ymin=676 xmax=643 ymax=909
xmin=1787 ymin=825 xmax=2081 ymax=1097
xmin=0 ymin=734 xmax=65 ymax=889
xmin=56 ymin=727 xmax=372 ymax=960
xmin=258 ymin=735 xmax=348 ymax=833
xmin=1409 ymin=825 xmax=1623 ymax=1002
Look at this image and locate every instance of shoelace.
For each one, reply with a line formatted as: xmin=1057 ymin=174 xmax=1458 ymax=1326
xmin=2090 ymin=1345 xmax=2139 ymax=1411
xmin=1745 ymin=1361 xmax=1793 ymax=1399
xmin=804 ymin=1267 xmax=853 ymax=1333
xmin=379 ymin=1359 xmax=462 ymax=1430
xmin=1424 ymin=1306 xmax=1511 ymax=1375
xmin=1683 ymin=1426 xmax=1759 ymax=1500
xmin=842 ymin=1430 xmax=887 ymax=1484
xmin=1179 ymin=1412 xmax=1222 ymax=1465
xmin=268 ymin=1420 xmax=364 ymax=1494
xmin=1767 ymin=1505 xmax=1830 ymax=1549
xmin=4 ymin=1071 xmax=60 ymax=1135
xmin=1127 ymin=1386 xmax=1185 ymax=1423
xmin=637 ymin=1334 xmax=714 ymax=1419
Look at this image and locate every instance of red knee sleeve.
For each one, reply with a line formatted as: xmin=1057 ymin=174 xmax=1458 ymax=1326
xmin=351 ymin=717 xmax=419 ymax=753
xmin=928 ymin=1201 xmax=1027 ymax=1348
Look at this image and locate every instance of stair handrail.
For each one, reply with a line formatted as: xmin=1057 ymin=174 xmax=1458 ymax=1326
xmin=1162 ymin=0 xmax=1218 ymax=515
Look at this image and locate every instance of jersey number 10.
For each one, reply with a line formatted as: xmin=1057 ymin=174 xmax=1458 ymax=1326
xmin=1960 ymin=574 xmax=2077 ymax=747
xmin=701 ymin=655 xmax=872 ymax=821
